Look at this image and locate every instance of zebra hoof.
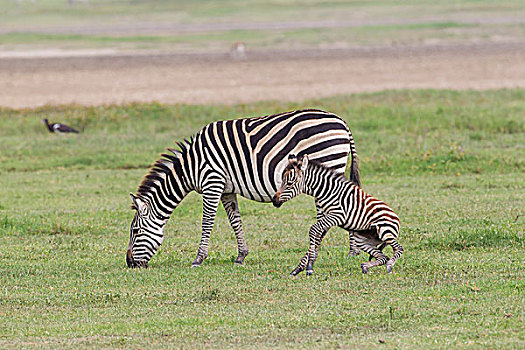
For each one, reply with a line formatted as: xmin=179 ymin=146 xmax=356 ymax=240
xmin=386 ymin=263 xmax=393 ymax=273
xmin=234 ymin=250 xmax=249 ymax=265
xmin=290 ymin=267 xmax=303 ymax=276
xmin=192 ymin=254 xmax=207 ymax=268
xmin=348 ymin=250 xmax=360 ymax=257
xmin=361 ymin=263 xmax=369 ymax=274
xmin=191 ymin=258 xmax=203 ymax=268
xmin=306 ymin=269 xmax=314 ymax=276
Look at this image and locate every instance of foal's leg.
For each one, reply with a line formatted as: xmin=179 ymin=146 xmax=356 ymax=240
xmin=314 ymin=200 xmax=333 ymax=256
xmin=354 ymin=231 xmax=389 ymax=274
xmin=348 ymin=231 xmax=361 ymax=256
xmin=361 ymin=248 xmax=388 ymax=273
xmin=290 ymin=228 xmax=329 ymax=276
xmin=290 ymin=203 xmax=328 ymax=276
xmin=290 ymin=214 xmax=342 ymax=276
xmin=385 ymin=240 xmax=404 ymax=273
xmin=368 ymin=242 xmax=386 ymax=261
xmin=290 ymin=254 xmax=309 ymax=276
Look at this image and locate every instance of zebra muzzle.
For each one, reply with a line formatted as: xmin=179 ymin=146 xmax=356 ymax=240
xmin=126 ymin=249 xmax=149 ymax=268
xmin=271 ymin=194 xmax=283 ymax=208
xmin=126 ymin=249 xmax=135 ymax=268
xmin=127 ymin=250 xmax=148 ymax=269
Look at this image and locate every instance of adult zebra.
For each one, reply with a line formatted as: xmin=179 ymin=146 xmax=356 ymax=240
xmin=126 ymin=109 xmax=360 ymax=268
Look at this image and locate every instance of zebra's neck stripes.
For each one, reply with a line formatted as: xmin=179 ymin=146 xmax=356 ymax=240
xmin=136 ymin=150 xmax=193 ymax=217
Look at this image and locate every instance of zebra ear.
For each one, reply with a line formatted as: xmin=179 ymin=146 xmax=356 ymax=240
xmin=130 ymin=193 xmax=148 ymax=214
xmin=130 ymin=193 xmax=144 ymax=211
xmin=130 ymin=193 xmax=139 ymax=210
xmin=300 ymin=154 xmax=309 ymax=171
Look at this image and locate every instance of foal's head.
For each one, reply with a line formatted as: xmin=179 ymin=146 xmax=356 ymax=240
xmin=272 ymin=154 xmax=309 ymax=208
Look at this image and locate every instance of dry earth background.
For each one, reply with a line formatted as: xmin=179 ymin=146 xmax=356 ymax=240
xmin=1 ymin=1 xmax=525 ymax=107
xmin=2 ymin=43 xmax=525 ymax=108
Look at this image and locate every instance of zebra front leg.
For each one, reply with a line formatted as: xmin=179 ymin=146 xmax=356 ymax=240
xmin=302 ymin=200 xmax=332 ymax=274
xmin=306 ymin=227 xmax=332 ymax=276
xmin=293 ymin=214 xmax=340 ymax=276
xmin=192 ymin=181 xmax=225 ymax=267
xmin=290 ymin=229 xmax=328 ymax=276
xmin=314 ymin=199 xmax=329 ymax=249
xmin=290 ymin=254 xmax=308 ymax=276
xmin=290 ymin=202 xmax=325 ymax=276
xmin=291 ymin=227 xmax=325 ymax=276
xmin=221 ymin=193 xmax=249 ymax=265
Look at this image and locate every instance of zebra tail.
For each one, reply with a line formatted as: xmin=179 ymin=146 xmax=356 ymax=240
xmin=348 ymin=130 xmax=361 ymax=187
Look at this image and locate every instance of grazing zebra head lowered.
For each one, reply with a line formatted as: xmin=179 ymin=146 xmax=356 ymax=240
xmin=127 ymin=194 xmax=164 ymax=268
xmin=272 ymin=154 xmax=403 ymax=276
xmin=126 ymin=149 xmax=189 ymax=268
xmin=126 ymin=109 xmax=361 ymax=268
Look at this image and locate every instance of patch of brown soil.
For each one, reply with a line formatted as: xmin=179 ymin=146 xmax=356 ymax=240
xmin=1 ymin=43 xmax=524 ymax=108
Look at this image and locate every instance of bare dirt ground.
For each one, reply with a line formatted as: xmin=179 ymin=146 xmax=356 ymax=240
xmin=1 ymin=42 xmax=525 ymax=108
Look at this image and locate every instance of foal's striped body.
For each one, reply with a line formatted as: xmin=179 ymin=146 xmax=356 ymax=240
xmin=272 ymin=155 xmax=403 ymax=275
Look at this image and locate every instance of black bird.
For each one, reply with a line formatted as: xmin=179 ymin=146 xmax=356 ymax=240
xmin=43 ymin=119 xmax=79 ymax=134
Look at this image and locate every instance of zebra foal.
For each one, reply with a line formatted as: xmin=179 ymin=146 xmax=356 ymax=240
xmin=272 ymin=154 xmax=403 ymax=275
xmin=126 ymin=109 xmax=360 ymax=268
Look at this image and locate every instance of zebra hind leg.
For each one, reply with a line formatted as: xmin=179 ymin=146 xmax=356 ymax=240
xmin=359 ymin=244 xmax=389 ymax=274
xmin=348 ymin=231 xmax=361 ymax=256
xmin=221 ymin=194 xmax=249 ymax=265
xmin=368 ymin=242 xmax=386 ymax=261
xmin=385 ymin=240 xmax=404 ymax=273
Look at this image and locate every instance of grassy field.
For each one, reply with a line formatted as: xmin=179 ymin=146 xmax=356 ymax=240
xmin=0 ymin=90 xmax=524 ymax=348
xmin=1 ymin=0 xmax=524 ymax=53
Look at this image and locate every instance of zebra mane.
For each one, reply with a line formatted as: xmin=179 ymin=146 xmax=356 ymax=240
xmin=135 ymin=137 xmax=194 ymax=198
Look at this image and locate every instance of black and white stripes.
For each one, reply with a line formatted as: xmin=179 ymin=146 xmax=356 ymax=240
xmin=272 ymin=154 xmax=403 ymax=275
xmin=126 ymin=109 xmax=360 ymax=268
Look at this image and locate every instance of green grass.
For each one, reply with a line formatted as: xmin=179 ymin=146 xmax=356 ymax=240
xmin=0 ymin=21 xmax=480 ymax=46
xmin=2 ymin=0 xmax=524 ymax=25
xmin=1 ymin=0 xmax=524 ymax=53
xmin=0 ymin=90 xmax=524 ymax=348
